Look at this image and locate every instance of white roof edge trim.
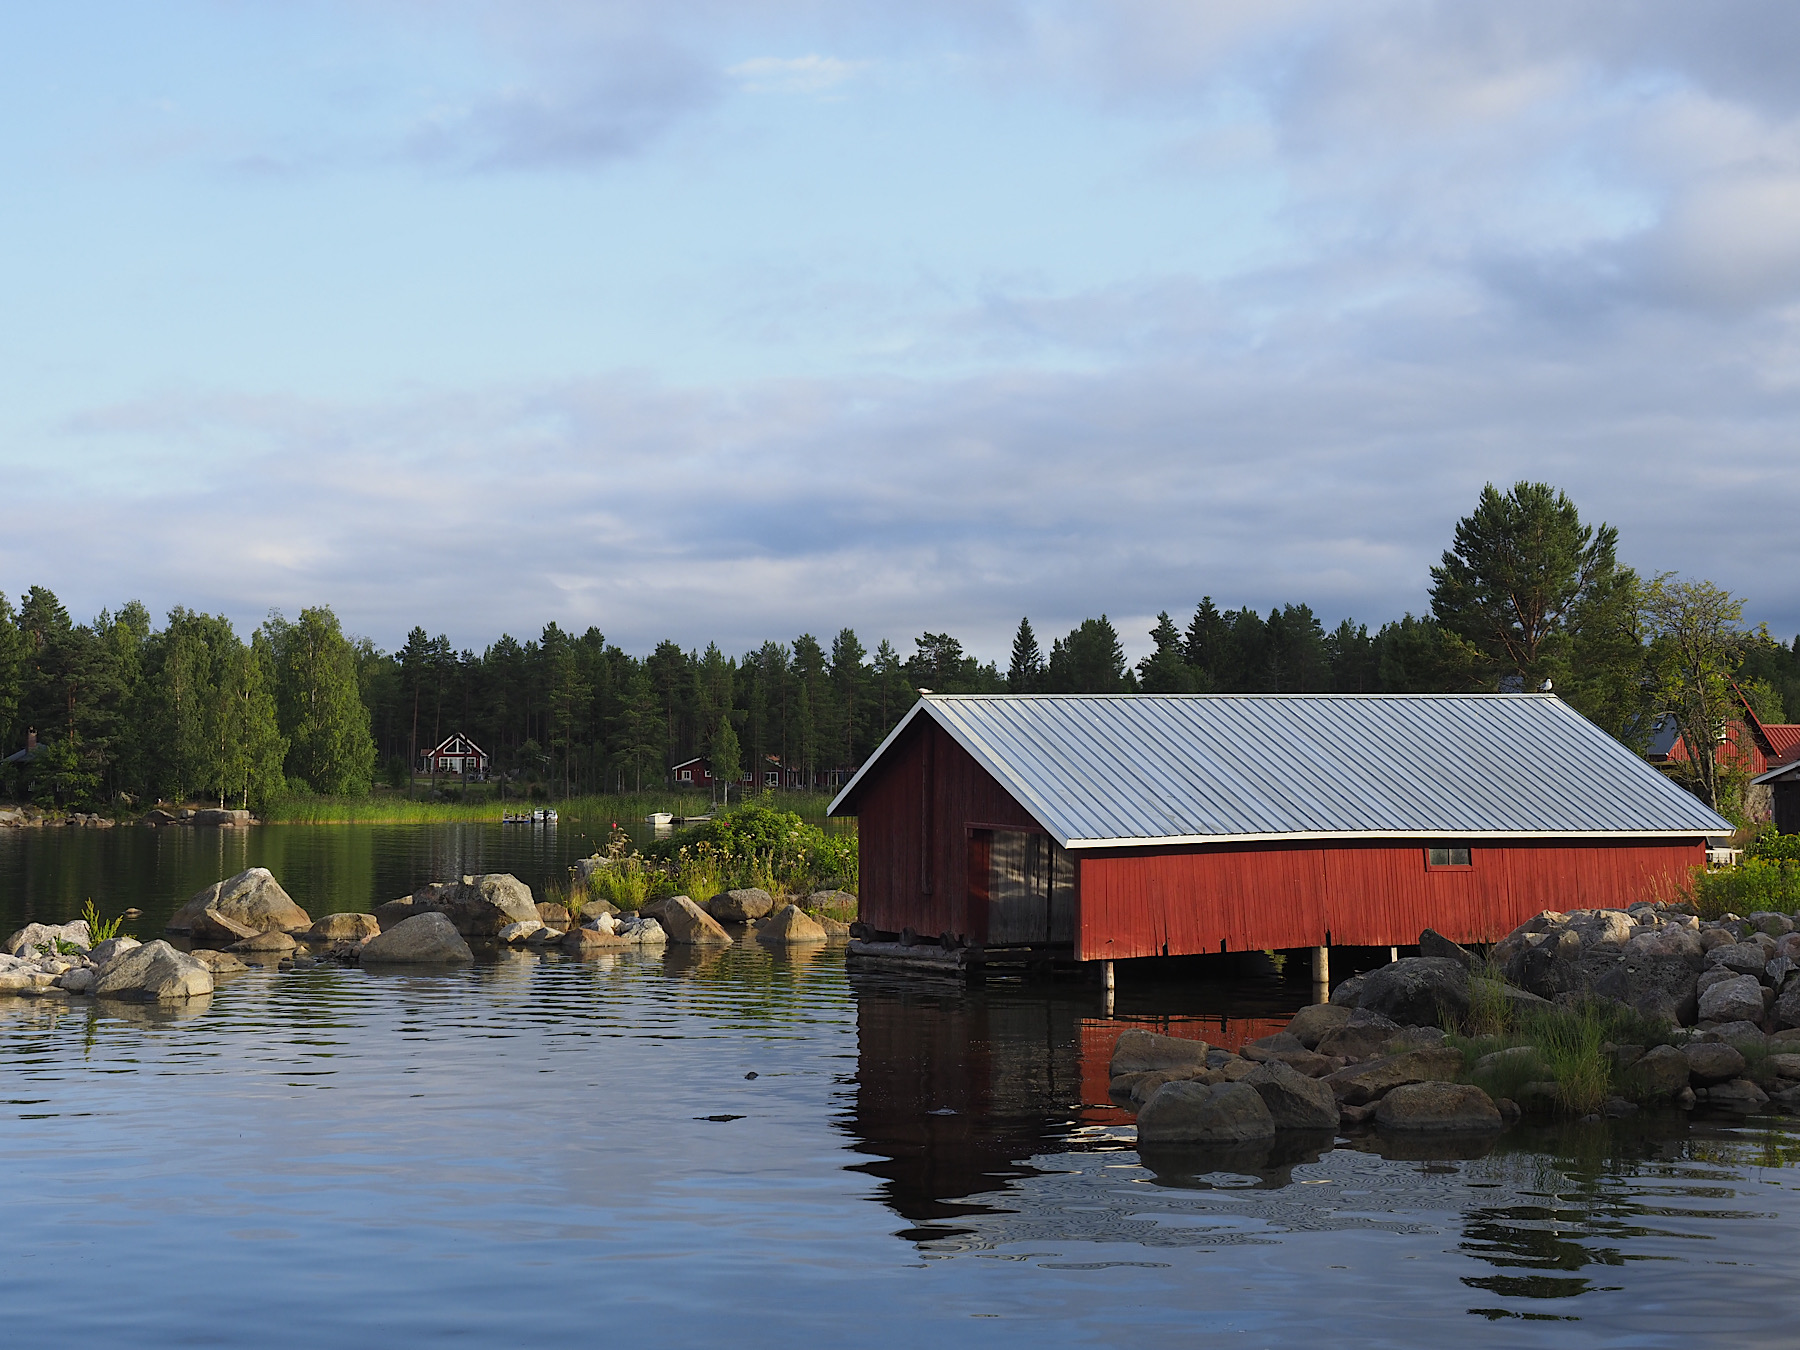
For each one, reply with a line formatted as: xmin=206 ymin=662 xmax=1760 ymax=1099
xmin=1062 ymin=828 xmax=1732 ymax=849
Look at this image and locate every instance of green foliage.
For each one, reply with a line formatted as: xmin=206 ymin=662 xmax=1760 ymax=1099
xmin=1643 ymin=575 xmax=1747 ymax=815
xmin=1455 ymin=997 xmax=1678 ymax=1117
xmin=1748 ymin=830 xmax=1800 ymax=863
xmin=80 ymin=898 xmax=123 ymax=942
xmin=1046 ymin=616 xmax=1129 ymax=692
xmin=1691 ymin=858 xmax=1800 ymax=918
xmin=263 ymin=607 xmax=377 ymax=796
xmin=1464 ymin=962 xmax=1517 ymax=1038
xmin=1008 ymin=617 xmax=1044 ymax=693
xmin=643 ymin=799 xmax=858 ymax=896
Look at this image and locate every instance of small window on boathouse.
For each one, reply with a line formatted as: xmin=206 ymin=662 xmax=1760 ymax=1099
xmin=1426 ymin=846 xmax=1472 ymax=869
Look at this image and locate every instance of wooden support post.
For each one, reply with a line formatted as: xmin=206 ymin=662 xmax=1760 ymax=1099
xmin=1311 ymin=945 xmax=1329 ymax=1001
xmin=1389 ymin=946 xmax=1399 ymax=963
xmin=1102 ymin=959 xmax=1115 ymax=1016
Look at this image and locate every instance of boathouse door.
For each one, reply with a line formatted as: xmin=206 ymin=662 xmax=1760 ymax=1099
xmin=974 ymin=829 xmax=1076 ymax=945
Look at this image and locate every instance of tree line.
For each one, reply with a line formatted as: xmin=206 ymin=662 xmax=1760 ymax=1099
xmin=3 ymin=482 xmax=1797 ymax=812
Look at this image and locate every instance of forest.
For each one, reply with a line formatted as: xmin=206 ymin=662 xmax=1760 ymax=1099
xmin=3 ymin=482 xmax=1799 ymax=813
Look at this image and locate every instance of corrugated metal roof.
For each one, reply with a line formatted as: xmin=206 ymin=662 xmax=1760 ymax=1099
xmin=829 ymin=693 xmax=1733 ymax=847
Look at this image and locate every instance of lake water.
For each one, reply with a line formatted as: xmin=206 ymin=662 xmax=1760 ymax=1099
xmin=4 ymin=825 xmax=1800 ymax=1347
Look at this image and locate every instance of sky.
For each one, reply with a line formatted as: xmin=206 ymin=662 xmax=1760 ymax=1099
xmin=5 ymin=1 xmax=1800 ymax=665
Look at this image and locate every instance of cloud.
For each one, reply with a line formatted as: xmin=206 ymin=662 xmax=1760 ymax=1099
xmin=728 ymin=54 xmax=866 ymax=96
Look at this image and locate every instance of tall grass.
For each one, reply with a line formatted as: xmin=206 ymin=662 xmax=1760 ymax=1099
xmin=1453 ymin=997 xmax=1678 ymax=1118
xmin=260 ymin=789 xmax=843 ymax=827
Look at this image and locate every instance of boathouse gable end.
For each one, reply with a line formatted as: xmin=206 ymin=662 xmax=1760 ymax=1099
xmin=829 ymin=694 xmax=1732 ymax=959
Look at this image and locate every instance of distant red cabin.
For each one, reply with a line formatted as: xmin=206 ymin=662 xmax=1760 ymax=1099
xmin=419 ymin=732 xmax=488 ymax=779
xmin=828 ymin=694 xmax=1731 ymax=960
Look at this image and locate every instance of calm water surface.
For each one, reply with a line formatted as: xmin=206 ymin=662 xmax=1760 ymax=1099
xmin=4 ymin=826 xmax=1800 ymax=1347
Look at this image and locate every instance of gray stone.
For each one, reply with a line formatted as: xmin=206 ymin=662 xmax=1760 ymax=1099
xmin=1314 ymin=1008 xmax=1403 ymax=1061
xmin=87 ymin=937 xmax=140 ymax=971
xmin=1329 ymin=971 xmax=1370 ymax=1007
xmin=642 ymin=895 xmax=733 ymax=945
xmin=1765 ymin=1053 xmax=1800 ymax=1081
xmin=397 ymin=874 xmax=538 ymax=937
xmin=92 ymin=940 xmax=214 ymax=1001
xmin=1565 ymin=909 xmax=1636 ymax=950
xmin=1683 ymin=1042 xmax=1747 ymax=1085
xmin=535 ymin=903 xmax=572 ymax=928
xmin=1284 ymin=1003 xmax=1352 ymax=1049
xmin=614 ymin=916 xmax=667 ymax=944
xmin=5 ymin=920 xmax=92 ymax=957
xmin=192 ymin=808 xmax=252 ymax=827
xmin=1707 ymin=1078 xmax=1770 ymax=1111
xmin=1243 ymin=1060 xmax=1340 ymax=1130
xmin=1136 ymin=1080 xmax=1276 ymax=1144
xmin=1698 ymin=974 xmax=1767 ymax=1025
xmin=1470 ymin=1045 xmax=1547 ymax=1079
xmin=190 ymin=908 xmax=260 ymax=947
xmin=1373 ymin=1081 xmax=1504 ymax=1133
xmin=1627 ymin=1044 xmax=1691 ymax=1098
xmin=227 ymin=930 xmax=296 ymax=953
xmin=1706 ymin=942 xmax=1771 ymax=978
xmin=709 ymin=888 xmax=776 ymax=923
xmin=1353 ymin=959 xmax=1471 ymax=1030
xmin=166 ymin=868 xmax=311 ymax=935
xmin=188 ymin=949 xmax=250 ymax=974
xmin=55 ymin=967 xmax=96 ymax=994
xmin=1505 ymin=929 xmax=1584 ymax=999
xmin=1418 ymin=929 xmax=1474 ymax=968
xmin=1750 ymin=912 xmax=1795 ymax=936
xmin=1110 ymin=1028 xmax=1211 ymax=1077
xmin=757 ymin=905 xmax=828 ymax=944
xmin=1324 ymin=1046 xmax=1465 ymax=1106
xmin=309 ymin=913 xmax=379 ymax=942
xmin=563 ymin=925 xmax=628 ymax=952
xmin=1694 ymin=1020 xmax=1767 ymax=1050
xmin=496 ymin=920 xmax=545 ymax=944
xmin=359 ymin=912 xmax=474 ymax=964
xmin=1776 ymin=981 xmax=1800 ymax=1030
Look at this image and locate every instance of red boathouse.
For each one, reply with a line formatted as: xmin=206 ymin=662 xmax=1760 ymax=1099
xmin=827 ymin=694 xmax=1732 ymax=965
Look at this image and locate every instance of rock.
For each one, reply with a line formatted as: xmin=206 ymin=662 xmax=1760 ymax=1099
xmin=1774 ymin=982 xmax=1800 ymax=1031
xmin=1765 ymin=1053 xmax=1800 ymax=1081
xmin=359 ymin=912 xmax=475 ymax=964
xmin=1314 ymin=1009 xmax=1403 ymax=1061
xmin=1694 ymin=1020 xmax=1767 ymax=1050
xmin=1683 ymin=1042 xmax=1747 ymax=1085
xmin=1418 ymin=929 xmax=1474 ymax=969
xmin=92 ymin=940 xmax=214 ymax=1001
xmin=1505 ymin=929 xmax=1584 ymax=999
xmin=1707 ymin=942 xmax=1771 ymax=979
xmin=614 ymin=916 xmax=667 ymax=944
xmin=1627 ymin=1044 xmax=1692 ymax=1097
xmin=227 ymin=930 xmax=296 ymax=953
xmin=1492 ymin=910 xmax=1570 ymax=966
xmin=1109 ymin=1028 xmax=1211 ymax=1078
xmin=643 ymin=895 xmax=733 ymax=946
xmin=814 ymin=915 xmax=853 ymax=938
xmin=1329 ymin=971 xmax=1370 ymax=1007
xmin=1245 ymin=1031 xmax=1307 ymax=1055
xmin=1243 ymin=1060 xmax=1340 ymax=1130
xmin=87 ymin=936 xmax=140 ymax=971
xmin=1284 ymin=1003 xmax=1352 ymax=1049
xmin=167 ymin=868 xmax=311 ymax=935
xmin=1130 ymin=1068 xmax=1208 ymax=1105
xmin=188 ymin=949 xmax=250 ymax=973
xmin=1707 ymin=1078 xmax=1770 ymax=1111
xmin=1136 ymin=1080 xmax=1276 ymax=1144
xmin=190 ymin=908 xmax=261 ymax=946
xmin=757 ymin=905 xmax=828 ymax=944
xmin=709 ymin=888 xmax=776 ymax=923
xmin=1698 ymin=974 xmax=1767 ymax=1025
xmin=496 ymin=920 xmax=546 ymax=944
xmin=309 ymin=913 xmax=379 ymax=942
xmin=1771 ymin=1085 xmax=1800 ymax=1114
xmin=1373 ymin=1081 xmax=1504 ymax=1133
xmin=5 ymin=920 xmax=92 ymax=957
xmin=56 ymin=967 xmax=96 ymax=994
xmin=535 ymin=903 xmax=571 ymax=928
xmin=1213 ymin=1057 xmax=1258 ymax=1082
xmin=1352 ymin=957 xmax=1470 ymax=1027
xmin=1565 ymin=909 xmax=1636 ymax=950
xmin=141 ymin=808 xmax=176 ymax=826
xmin=1591 ymin=934 xmax=1701 ymax=1025
xmin=806 ymin=889 xmax=857 ymax=913
xmin=1470 ymin=1045 xmax=1546 ymax=1079
xmin=563 ymin=926 xmax=629 ymax=952
xmin=192 ymin=808 xmax=252 ymax=826
xmin=1324 ymin=1046 xmax=1465 ymax=1106
xmin=400 ymin=874 xmax=539 ymax=937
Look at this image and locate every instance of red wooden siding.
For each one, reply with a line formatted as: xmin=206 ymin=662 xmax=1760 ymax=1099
xmin=855 ymin=719 xmax=1042 ymax=942
xmin=1076 ymin=838 xmax=1705 ymax=960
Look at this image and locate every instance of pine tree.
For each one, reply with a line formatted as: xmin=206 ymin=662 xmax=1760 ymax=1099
xmin=1008 ymin=618 xmax=1043 ymax=693
xmin=1136 ymin=612 xmax=1198 ymax=692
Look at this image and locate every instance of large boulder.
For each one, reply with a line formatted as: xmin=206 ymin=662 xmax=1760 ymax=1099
xmin=1698 ymin=974 xmax=1768 ymax=1025
xmin=1504 ymin=929 xmax=1585 ymax=999
xmin=228 ymin=930 xmax=296 ymax=954
xmin=1374 ymin=1082 xmax=1504 ymax=1133
xmin=192 ymin=808 xmax=252 ymax=826
xmin=614 ymin=916 xmax=667 ymax=944
xmin=1243 ymin=1060 xmax=1340 ymax=1130
xmin=1418 ymin=929 xmax=1474 ymax=969
xmin=1284 ymin=1003 xmax=1352 ymax=1049
xmin=167 ymin=868 xmax=311 ymax=935
xmin=403 ymin=875 xmax=538 ymax=937
xmin=563 ymin=926 xmax=629 ymax=952
xmin=1136 ymin=1080 xmax=1276 ymax=1144
xmin=1707 ymin=943 xmax=1772 ymax=979
xmin=1564 ymin=909 xmax=1637 ymax=950
xmin=309 ymin=913 xmax=379 ymax=942
xmin=87 ymin=936 xmax=140 ymax=971
xmin=642 ymin=895 xmax=732 ymax=945
xmin=5 ymin=920 xmax=91 ymax=957
xmin=1628 ymin=1044 xmax=1692 ymax=1098
xmin=1110 ymin=1028 xmax=1211 ymax=1078
xmin=188 ymin=949 xmax=249 ymax=974
xmin=190 ymin=908 xmax=260 ymax=947
xmin=536 ymin=903 xmax=572 ymax=928
xmin=1683 ymin=1042 xmax=1747 ymax=1085
xmin=359 ymin=912 xmax=474 ymax=964
xmin=757 ymin=905 xmax=827 ymax=944
xmin=93 ymin=940 xmax=214 ymax=1001
xmin=1352 ymin=957 xmax=1470 ymax=1028
xmin=1324 ymin=1046 xmax=1465 ymax=1106
xmin=1591 ymin=929 xmax=1704 ymax=1025
xmin=1314 ymin=1009 xmax=1403 ymax=1061
xmin=1774 ymin=981 xmax=1800 ymax=1030
xmin=710 ymin=888 xmax=776 ymax=923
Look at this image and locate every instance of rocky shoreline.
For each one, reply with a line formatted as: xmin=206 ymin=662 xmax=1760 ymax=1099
xmin=1 ymin=866 xmax=855 ymax=1002
xmin=1112 ymin=901 xmax=1800 ymax=1146
xmin=0 ymin=804 xmax=255 ymax=829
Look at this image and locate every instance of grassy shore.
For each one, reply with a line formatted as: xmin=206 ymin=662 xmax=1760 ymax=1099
xmin=259 ymin=789 xmax=843 ymax=826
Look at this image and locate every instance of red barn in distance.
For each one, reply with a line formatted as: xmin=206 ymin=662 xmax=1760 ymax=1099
xmin=827 ymin=694 xmax=1732 ymax=974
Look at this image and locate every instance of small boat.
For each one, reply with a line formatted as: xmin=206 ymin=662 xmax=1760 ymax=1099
xmin=502 ymin=809 xmax=559 ymax=825
xmin=644 ymin=812 xmax=674 ymax=827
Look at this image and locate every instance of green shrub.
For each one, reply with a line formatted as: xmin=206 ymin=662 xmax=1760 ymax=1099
xmin=1692 ymin=858 xmax=1800 ymax=918
xmin=1747 ymin=830 xmax=1800 ymax=863
xmin=80 ymin=899 xmax=123 ymax=942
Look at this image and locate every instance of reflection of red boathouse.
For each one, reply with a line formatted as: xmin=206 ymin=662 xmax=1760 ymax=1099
xmin=830 ymin=694 xmax=1732 ymax=969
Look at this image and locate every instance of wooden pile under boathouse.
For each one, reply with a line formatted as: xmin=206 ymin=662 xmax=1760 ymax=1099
xmin=827 ymin=693 xmax=1732 ymax=979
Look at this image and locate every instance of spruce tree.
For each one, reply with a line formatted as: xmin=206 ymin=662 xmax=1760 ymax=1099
xmin=1008 ymin=618 xmax=1043 ymax=693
